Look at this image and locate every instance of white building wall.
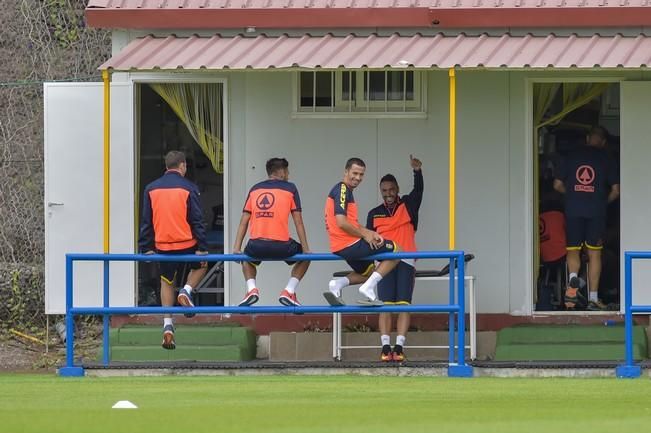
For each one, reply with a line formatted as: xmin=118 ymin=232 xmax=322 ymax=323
xmin=228 ymin=71 xmax=516 ymax=313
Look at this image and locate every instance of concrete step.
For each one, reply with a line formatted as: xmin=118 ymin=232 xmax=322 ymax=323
xmin=104 ymin=324 xmax=257 ymax=362
xmin=494 ymin=342 xmax=646 ymax=361
xmin=110 ymin=324 xmax=254 ymax=347
xmin=108 ymin=345 xmax=253 ymax=362
xmin=497 ymin=325 xmax=646 ymax=345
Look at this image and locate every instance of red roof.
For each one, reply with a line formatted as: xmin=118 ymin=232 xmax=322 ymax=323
xmin=100 ymin=33 xmax=651 ymax=70
xmin=86 ymin=0 xmax=651 ymax=29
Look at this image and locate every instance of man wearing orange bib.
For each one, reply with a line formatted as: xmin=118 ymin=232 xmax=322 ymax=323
xmin=233 ymin=158 xmax=311 ymax=307
xmin=367 ymin=155 xmax=423 ymax=361
xmin=324 ymin=158 xmax=400 ymax=306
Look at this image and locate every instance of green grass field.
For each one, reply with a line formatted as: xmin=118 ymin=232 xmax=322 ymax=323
xmin=1 ymin=374 xmax=651 ymax=433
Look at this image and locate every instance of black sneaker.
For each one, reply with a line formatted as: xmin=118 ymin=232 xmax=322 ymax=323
xmin=392 ymin=344 xmax=405 ymax=362
xmin=380 ymin=344 xmax=392 ymax=362
xmin=565 ymin=276 xmax=586 ymax=309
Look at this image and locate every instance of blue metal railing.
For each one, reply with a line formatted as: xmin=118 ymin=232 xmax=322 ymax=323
xmin=617 ymin=251 xmax=651 ymax=378
xmin=59 ymin=251 xmax=473 ymax=378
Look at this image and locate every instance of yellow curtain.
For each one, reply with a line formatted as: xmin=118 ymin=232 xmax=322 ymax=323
xmin=150 ymin=83 xmax=224 ymax=173
xmin=538 ymin=82 xmax=610 ymax=130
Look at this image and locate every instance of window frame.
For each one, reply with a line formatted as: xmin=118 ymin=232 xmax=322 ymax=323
xmin=292 ymin=69 xmax=427 ymax=118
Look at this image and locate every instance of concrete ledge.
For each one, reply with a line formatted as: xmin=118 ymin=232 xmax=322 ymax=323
xmin=84 ymin=366 xmax=651 ymax=378
xmin=269 ymin=331 xmax=497 ymax=361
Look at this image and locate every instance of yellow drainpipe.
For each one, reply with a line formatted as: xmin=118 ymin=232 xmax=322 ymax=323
xmin=102 ymin=69 xmax=111 ymax=254
xmin=448 ymin=68 xmax=456 ymax=250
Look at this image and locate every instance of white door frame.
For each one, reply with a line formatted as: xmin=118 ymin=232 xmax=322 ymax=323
xmin=524 ymin=75 xmax=624 ymax=316
xmin=126 ymin=72 xmax=231 ymax=306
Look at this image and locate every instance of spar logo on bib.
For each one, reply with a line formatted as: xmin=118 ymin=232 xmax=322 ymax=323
xmin=255 ymin=192 xmax=275 ymax=217
xmin=574 ymin=165 xmax=595 ymax=193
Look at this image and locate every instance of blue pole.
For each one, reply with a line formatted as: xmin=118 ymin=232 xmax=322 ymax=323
xmin=616 ymin=252 xmax=641 ymax=378
xmin=102 ymin=260 xmax=110 ymax=366
xmin=59 ymin=255 xmax=84 ymax=376
xmin=65 ymin=256 xmax=74 ymax=368
xmin=457 ymin=253 xmax=466 ymax=365
xmin=625 ymin=253 xmax=634 ymax=367
xmin=448 ymin=252 xmax=473 ymax=377
xmin=448 ymin=257 xmax=455 ymax=364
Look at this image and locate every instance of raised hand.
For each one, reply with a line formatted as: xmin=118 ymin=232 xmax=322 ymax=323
xmin=410 ymin=154 xmax=422 ymax=171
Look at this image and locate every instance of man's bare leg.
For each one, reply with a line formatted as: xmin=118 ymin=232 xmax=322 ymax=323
xmin=161 ymin=278 xmax=176 ymax=349
xmin=291 ymin=261 xmax=310 ymax=280
xmin=587 ymin=248 xmax=603 ymax=307
xmin=565 ymin=249 xmax=582 ymax=308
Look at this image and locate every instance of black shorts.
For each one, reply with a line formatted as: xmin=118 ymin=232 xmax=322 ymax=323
xmin=565 ymin=216 xmax=606 ymax=250
xmin=377 ymin=261 xmax=416 ymax=304
xmin=157 ymin=246 xmax=202 ymax=285
xmin=244 ymin=238 xmax=303 ymax=266
xmin=334 ymin=239 xmax=397 ymax=276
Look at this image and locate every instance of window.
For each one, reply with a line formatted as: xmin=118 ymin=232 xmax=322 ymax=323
xmin=296 ymin=70 xmax=425 ymax=116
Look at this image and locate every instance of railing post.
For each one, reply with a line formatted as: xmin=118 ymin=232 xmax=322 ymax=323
xmin=448 ymin=256 xmax=455 ymax=365
xmin=59 ymin=255 xmax=84 ymax=377
xmin=102 ymin=260 xmax=110 ymax=366
xmin=448 ymin=252 xmax=473 ymax=378
xmin=616 ymin=252 xmax=642 ymax=378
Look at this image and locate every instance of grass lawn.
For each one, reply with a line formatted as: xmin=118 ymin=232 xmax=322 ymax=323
xmin=1 ymin=374 xmax=650 ymax=433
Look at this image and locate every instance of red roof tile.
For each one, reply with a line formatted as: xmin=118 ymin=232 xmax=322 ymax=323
xmin=100 ymin=33 xmax=651 ymax=70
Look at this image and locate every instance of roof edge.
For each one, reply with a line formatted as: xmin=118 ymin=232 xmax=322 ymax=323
xmin=85 ymin=8 xmax=651 ymax=30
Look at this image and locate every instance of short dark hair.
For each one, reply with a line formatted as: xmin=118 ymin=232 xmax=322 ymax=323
xmin=165 ymin=151 xmax=186 ymax=169
xmin=345 ymin=157 xmax=366 ymax=170
xmin=380 ymin=174 xmax=398 ymax=186
xmin=266 ymin=157 xmax=289 ymax=175
xmin=589 ymin=125 xmax=609 ymax=141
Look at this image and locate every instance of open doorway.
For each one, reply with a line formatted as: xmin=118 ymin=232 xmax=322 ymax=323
xmin=136 ymin=82 xmax=226 ymax=307
xmin=534 ymin=82 xmax=620 ymax=312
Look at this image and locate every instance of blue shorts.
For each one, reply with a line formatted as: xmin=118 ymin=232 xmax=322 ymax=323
xmin=377 ymin=261 xmax=416 ymax=304
xmin=334 ymin=239 xmax=396 ymax=276
xmin=565 ymin=216 xmax=605 ymax=250
xmin=156 ymin=246 xmax=202 ymax=285
xmin=244 ymin=238 xmax=303 ymax=266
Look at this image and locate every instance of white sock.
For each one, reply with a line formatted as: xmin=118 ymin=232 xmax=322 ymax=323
xmin=328 ymin=277 xmax=349 ymax=296
xmin=359 ymin=272 xmax=383 ymax=300
xmin=246 ymin=279 xmax=256 ymax=291
xmin=163 ymin=317 xmax=173 ymax=328
xmin=569 ymin=272 xmax=578 ymax=280
xmin=183 ymin=284 xmax=193 ymax=294
xmin=396 ymin=335 xmax=406 ymax=347
xmin=589 ymin=291 xmax=598 ymax=302
xmin=381 ymin=335 xmax=391 ymax=346
xmin=285 ymin=277 xmax=300 ymax=294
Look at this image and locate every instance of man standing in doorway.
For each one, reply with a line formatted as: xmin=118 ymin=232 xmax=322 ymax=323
xmin=324 ymin=157 xmax=400 ymax=306
xmin=554 ymin=126 xmax=620 ymax=310
xmin=139 ymin=151 xmax=208 ymax=350
xmin=233 ymin=158 xmax=311 ymax=307
xmin=367 ymin=155 xmax=423 ymax=362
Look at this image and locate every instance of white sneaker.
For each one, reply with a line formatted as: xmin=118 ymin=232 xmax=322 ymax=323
xmin=358 ymin=283 xmax=378 ymax=302
xmin=328 ymin=279 xmax=342 ymax=298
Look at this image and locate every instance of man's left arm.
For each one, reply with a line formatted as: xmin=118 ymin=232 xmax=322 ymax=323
xmin=188 ymin=186 xmax=208 ymax=251
xmin=405 ymin=155 xmax=424 ymax=214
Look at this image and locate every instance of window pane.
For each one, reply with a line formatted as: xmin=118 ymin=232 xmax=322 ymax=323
xmin=300 ymin=72 xmax=333 ymax=107
xmin=405 ymin=71 xmax=414 ymax=101
xmin=314 ymin=72 xmax=333 ymax=107
xmin=385 ymin=71 xmax=415 ymax=101
xmin=387 ymin=71 xmax=403 ymax=101
xmin=299 ymin=72 xmax=314 ymax=107
xmin=342 ymin=71 xmax=356 ymax=101
xmin=364 ymin=71 xmax=386 ymax=101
